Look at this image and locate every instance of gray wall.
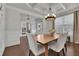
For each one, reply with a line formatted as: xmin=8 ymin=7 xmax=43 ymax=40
xmin=5 ymin=7 xmax=21 ymax=47
xmin=0 ymin=4 xmax=5 ymax=56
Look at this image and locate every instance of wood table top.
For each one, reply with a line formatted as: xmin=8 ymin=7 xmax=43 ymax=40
xmin=35 ymin=33 xmax=59 ymax=44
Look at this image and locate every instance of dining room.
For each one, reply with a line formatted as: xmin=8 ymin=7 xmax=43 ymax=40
xmin=1 ymin=3 xmax=79 ymax=56
xmin=19 ymin=3 xmax=75 ymax=56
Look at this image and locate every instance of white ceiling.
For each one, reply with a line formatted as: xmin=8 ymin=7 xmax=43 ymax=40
xmin=6 ymin=3 xmax=79 ymax=17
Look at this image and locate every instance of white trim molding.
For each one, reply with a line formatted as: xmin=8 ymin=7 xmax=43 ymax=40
xmin=74 ymin=42 xmax=79 ymax=44
xmin=5 ymin=40 xmax=20 ymax=47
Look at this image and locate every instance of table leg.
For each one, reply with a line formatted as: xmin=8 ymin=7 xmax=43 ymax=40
xmin=44 ymin=43 xmax=48 ymax=56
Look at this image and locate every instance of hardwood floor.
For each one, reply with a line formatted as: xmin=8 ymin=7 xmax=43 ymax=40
xmin=3 ymin=36 xmax=79 ymax=56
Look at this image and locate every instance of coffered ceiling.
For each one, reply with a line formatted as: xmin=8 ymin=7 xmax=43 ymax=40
xmin=6 ymin=3 xmax=79 ymax=17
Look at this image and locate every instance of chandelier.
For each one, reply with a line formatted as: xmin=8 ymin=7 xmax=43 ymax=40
xmin=45 ymin=8 xmax=56 ymax=21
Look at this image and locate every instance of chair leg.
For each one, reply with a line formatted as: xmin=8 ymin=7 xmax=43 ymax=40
xmin=29 ymin=50 xmax=31 ymax=56
xmin=57 ymin=52 xmax=60 ymax=56
xmin=65 ymin=43 xmax=67 ymax=52
xmin=62 ymin=49 xmax=65 ymax=56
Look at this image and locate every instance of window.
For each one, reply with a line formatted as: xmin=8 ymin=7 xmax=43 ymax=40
xmin=55 ymin=13 xmax=73 ymax=34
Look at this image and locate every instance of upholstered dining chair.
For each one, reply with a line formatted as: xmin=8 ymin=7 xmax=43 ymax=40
xmin=26 ymin=33 xmax=45 ymax=56
xmin=48 ymin=33 xmax=67 ymax=56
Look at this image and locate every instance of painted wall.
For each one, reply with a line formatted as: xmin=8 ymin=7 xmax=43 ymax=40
xmin=0 ymin=4 xmax=5 ymax=56
xmin=20 ymin=15 xmax=53 ymax=35
xmin=5 ymin=7 xmax=21 ymax=47
xmin=0 ymin=12 xmax=5 ymax=56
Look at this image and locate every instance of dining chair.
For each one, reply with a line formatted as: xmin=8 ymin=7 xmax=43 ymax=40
xmin=48 ymin=33 xmax=67 ymax=56
xmin=26 ymin=33 xmax=45 ymax=56
xmin=64 ymin=31 xmax=73 ymax=52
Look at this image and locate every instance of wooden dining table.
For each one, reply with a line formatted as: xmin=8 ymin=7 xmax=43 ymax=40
xmin=36 ymin=33 xmax=59 ymax=56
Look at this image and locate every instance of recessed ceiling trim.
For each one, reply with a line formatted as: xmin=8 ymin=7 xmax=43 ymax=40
xmin=6 ymin=3 xmax=79 ymax=18
xmin=6 ymin=5 xmax=43 ymax=18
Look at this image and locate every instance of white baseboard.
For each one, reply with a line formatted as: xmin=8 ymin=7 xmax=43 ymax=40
xmin=5 ymin=40 xmax=20 ymax=47
xmin=74 ymin=42 xmax=79 ymax=44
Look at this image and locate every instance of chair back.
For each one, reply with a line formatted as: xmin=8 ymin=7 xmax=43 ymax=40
xmin=27 ymin=33 xmax=38 ymax=54
xmin=57 ymin=33 xmax=67 ymax=49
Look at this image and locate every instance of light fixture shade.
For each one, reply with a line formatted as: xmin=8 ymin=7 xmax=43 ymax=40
xmin=45 ymin=8 xmax=56 ymax=21
xmin=45 ymin=14 xmax=56 ymax=21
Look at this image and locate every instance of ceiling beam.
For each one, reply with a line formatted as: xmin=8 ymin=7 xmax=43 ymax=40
xmin=59 ymin=3 xmax=66 ymax=10
xmin=26 ymin=3 xmax=45 ymax=16
xmin=56 ymin=6 xmax=79 ymax=17
xmin=26 ymin=3 xmax=37 ymax=8
xmin=26 ymin=3 xmax=32 ymax=8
